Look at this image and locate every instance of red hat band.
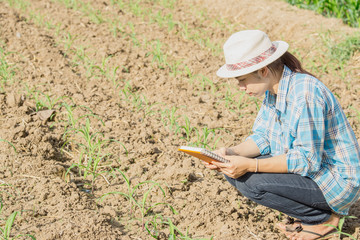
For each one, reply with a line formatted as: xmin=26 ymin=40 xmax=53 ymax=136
xmin=226 ymin=44 xmax=277 ymax=71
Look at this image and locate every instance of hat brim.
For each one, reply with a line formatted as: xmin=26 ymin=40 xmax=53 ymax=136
xmin=216 ymin=41 xmax=289 ymax=78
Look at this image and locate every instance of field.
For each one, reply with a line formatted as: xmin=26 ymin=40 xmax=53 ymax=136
xmin=1 ymin=0 xmax=360 ymax=239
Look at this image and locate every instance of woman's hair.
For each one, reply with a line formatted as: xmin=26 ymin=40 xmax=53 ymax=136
xmin=266 ymin=51 xmax=316 ymax=78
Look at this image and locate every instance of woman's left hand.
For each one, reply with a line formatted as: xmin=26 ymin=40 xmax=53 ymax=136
xmin=210 ymin=155 xmax=254 ymax=179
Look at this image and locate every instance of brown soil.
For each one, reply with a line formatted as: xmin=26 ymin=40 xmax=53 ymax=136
xmin=0 ymin=0 xmax=359 ymax=239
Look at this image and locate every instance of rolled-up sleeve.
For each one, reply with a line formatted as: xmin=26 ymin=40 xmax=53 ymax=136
xmin=246 ymin=104 xmax=271 ymax=155
xmin=287 ymin=97 xmax=326 ymax=176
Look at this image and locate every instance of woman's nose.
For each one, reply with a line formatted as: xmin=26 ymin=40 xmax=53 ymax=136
xmin=238 ymin=82 xmax=246 ymax=90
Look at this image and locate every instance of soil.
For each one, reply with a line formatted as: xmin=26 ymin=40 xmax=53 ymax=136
xmin=0 ymin=0 xmax=360 ymax=239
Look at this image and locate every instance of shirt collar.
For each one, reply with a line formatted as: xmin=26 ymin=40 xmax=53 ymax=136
xmin=271 ymin=65 xmax=293 ymax=113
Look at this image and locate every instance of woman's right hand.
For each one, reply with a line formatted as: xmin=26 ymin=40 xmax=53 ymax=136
xmin=202 ymin=147 xmax=227 ymax=171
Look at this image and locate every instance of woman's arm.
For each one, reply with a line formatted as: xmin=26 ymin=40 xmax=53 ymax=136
xmin=226 ymin=139 xmax=261 ymax=157
xmin=205 ymin=154 xmax=288 ymax=179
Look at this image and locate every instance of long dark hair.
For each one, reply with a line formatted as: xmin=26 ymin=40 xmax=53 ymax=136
xmin=267 ymin=51 xmax=316 ymax=78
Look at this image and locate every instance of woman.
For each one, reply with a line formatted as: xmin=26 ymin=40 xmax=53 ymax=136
xmin=205 ymin=30 xmax=360 ymax=240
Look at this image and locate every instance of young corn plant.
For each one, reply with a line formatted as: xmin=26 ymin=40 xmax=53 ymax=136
xmin=108 ymin=19 xmax=125 ymax=38
xmin=194 ymin=127 xmax=222 ymax=150
xmin=65 ymin=118 xmax=126 ymax=193
xmin=0 ymin=139 xmax=17 ymax=155
xmin=140 ymin=96 xmax=159 ymax=118
xmin=61 ymin=102 xmax=104 ymax=134
xmin=61 ymin=32 xmax=77 ymax=57
xmin=145 ymin=214 xmax=212 ymax=240
xmin=147 ymin=40 xmax=167 ymax=70
xmin=26 ymin=90 xmax=66 ymax=113
xmin=160 ymin=106 xmax=180 ymax=132
xmin=197 ymin=75 xmax=217 ymax=94
xmin=99 ymin=169 xmax=177 ymax=231
xmin=0 ymin=46 xmax=16 ymax=93
xmin=0 ymin=199 xmax=35 ymax=240
xmin=180 ymin=116 xmax=195 ymax=142
xmin=92 ymin=56 xmax=120 ymax=84
xmin=324 ymin=215 xmax=357 ymax=239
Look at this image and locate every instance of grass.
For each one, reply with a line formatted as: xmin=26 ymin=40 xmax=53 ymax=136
xmin=330 ymin=33 xmax=360 ymax=66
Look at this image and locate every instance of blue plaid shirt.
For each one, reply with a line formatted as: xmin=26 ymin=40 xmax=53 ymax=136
xmin=247 ymin=66 xmax=360 ymax=215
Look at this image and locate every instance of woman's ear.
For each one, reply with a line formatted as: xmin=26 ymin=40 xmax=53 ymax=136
xmin=258 ymin=67 xmax=270 ymax=78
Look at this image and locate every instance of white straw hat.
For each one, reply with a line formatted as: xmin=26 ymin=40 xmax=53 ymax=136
xmin=217 ymin=30 xmax=289 ymax=78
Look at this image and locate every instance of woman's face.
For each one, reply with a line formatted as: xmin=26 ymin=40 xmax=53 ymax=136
xmin=235 ymin=70 xmax=274 ymax=97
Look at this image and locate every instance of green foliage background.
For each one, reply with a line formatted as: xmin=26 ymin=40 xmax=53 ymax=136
xmin=286 ymin=0 xmax=360 ymax=27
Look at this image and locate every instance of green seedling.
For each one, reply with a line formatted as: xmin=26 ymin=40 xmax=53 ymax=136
xmin=160 ymin=106 xmax=180 ymax=132
xmin=109 ymin=19 xmax=125 ymax=38
xmin=5 ymin=0 xmax=30 ymax=11
xmin=57 ymin=0 xmax=78 ymax=9
xmin=129 ymin=0 xmax=143 ymax=17
xmin=224 ymin=88 xmax=236 ymax=109
xmin=120 ymin=80 xmax=135 ymax=103
xmin=83 ymin=4 xmax=104 ymax=24
xmin=99 ymin=169 xmax=177 ymax=230
xmin=168 ymin=60 xmax=183 ymax=77
xmin=194 ymin=127 xmax=222 ymax=150
xmin=180 ymin=116 xmax=194 ymax=142
xmin=62 ymin=32 xmax=77 ymax=56
xmin=0 ymin=139 xmax=17 ymax=154
xmin=250 ymin=96 xmax=261 ymax=111
xmin=61 ymin=102 xmax=104 ymax=132
xmin=155 ymin=0 xmax=176 ymax=9
xmin=0 ymin=203 xmax=35 ymax=240
xmin=92 ymin=56 xmax=120 ymax=84
xmin=145 ymin=214 xmax=212 ymax=240
xmin=130 ymin=92 xmax=144 ymax=112
xmin=197 ymin=75 xmax=217 ymax=93
xmin=234 ymin=91 xmax=247 ymax=112
xmin=0 ymin=211 xmax=19 ymax=240
xmin=161 ymin=106 xmax=180 ymax=131
xmin=65 ymin=118 xmax=125 ymax=193
xmin=29 ymin=10 xmax=45 ymax=27
xmin=148 ymin=40 xmax=167 ymax=69
xmin=126 ymin=21 xmax=141 ymax=46
xmin=0 ymin=47 xmax=16 ymax=92
xmin=141 ymin=96 xmax=159 ymax=117
xmin=324 ymin=215 xmax=357 ymax=239
xmin=168 ymin=107 xmax=180 ymax=131
xmin=72 ymin=45 xmax=87 ymax=66
xmin=110 ymin=0 xmax=125 ymax=8
xmin=32 ymin=91 xmax=65 ymax=113
xmin=349 ymin=106 xmax=360 ymax=124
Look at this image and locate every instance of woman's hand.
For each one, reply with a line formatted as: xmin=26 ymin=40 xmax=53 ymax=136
xmin=202 ymin=147 xmax=254 ymax=178
xmin=212 ymin=155 xmax=253 ymax=178
xmin=202 ymin=147 xmax=226 ymax=171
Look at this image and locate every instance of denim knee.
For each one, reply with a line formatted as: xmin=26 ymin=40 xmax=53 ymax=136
xmin=224 ymin=173 xmax=262 ymax=200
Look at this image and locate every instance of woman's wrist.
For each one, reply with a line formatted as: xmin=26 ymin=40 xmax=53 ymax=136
xmin=248 ymin=158 xmax=258 ymax=173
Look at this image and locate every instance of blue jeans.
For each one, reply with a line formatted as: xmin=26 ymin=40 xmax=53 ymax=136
xmin=225 ymin=172 xmax=333 ymax=225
